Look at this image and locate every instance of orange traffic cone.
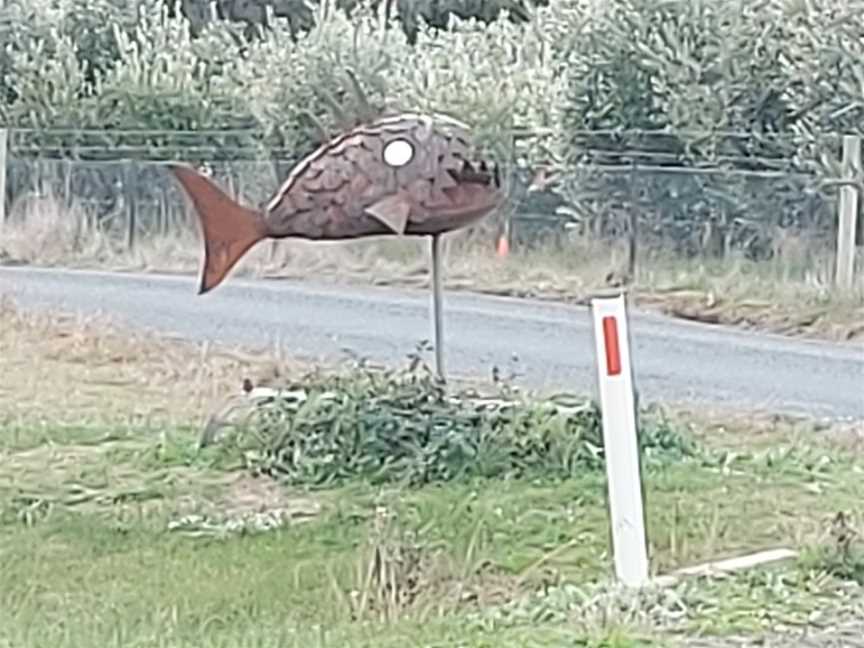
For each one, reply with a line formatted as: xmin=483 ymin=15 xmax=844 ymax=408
xmin=496 ymin=234 xmax=509 ymax=257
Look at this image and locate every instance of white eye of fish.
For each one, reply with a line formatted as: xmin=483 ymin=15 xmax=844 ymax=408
xmin=382 ymin=139 xmax=414 ymax=167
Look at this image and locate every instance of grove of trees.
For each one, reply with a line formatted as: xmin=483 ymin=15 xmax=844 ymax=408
xmin=1 ymin=0 xmax=862 ymax=257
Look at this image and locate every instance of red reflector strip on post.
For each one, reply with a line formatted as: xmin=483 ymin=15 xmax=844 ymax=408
xmin=602 ymin=316 xmax=622 ymax=376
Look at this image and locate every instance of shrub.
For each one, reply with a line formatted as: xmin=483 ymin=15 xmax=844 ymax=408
xmin=547 ymin=0 xmax=862 ymax=259
xmin=206 ymin=358 xmax=700 ymax=488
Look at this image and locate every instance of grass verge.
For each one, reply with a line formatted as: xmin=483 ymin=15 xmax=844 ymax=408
xmin=0 ymin=297 xmax=862 ymax=647
xmin=1 ymin=208 xmax=862 ymax=344
xmin=1 ymin=403 xmax=861 ymax=647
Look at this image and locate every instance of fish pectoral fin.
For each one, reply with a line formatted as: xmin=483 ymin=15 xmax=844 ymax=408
xmin=365 ymin=195 xmax=411 ymax=234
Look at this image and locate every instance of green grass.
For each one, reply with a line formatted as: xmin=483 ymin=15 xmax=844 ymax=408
xmin=2 ymin=297 xmax=859 ymax=646
xmin=1 ymin=416 xmax=861 ymax=647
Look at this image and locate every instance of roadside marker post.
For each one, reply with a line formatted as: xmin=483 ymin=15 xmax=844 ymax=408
xmin=0 ymin=128 xmax=8 ymax=229
xmin=590 ymin=292 xmax=650 ymax=588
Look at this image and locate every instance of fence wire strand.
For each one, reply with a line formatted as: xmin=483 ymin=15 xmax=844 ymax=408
xmin=0 ymin=128 xmax=857 ymax=279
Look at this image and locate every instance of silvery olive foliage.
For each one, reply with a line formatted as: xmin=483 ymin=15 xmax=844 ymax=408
xmin=3 ymin=0 xmax=862 ymax=159
xmin=548 ymin=0 xmax=864 ymax=256
xmin=1 ymin=0 xmax=862 ymax=255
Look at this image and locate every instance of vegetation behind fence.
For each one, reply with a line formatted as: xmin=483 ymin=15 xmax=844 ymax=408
xmin=0 ymin=0 xmax=862 ymax=277
xmin=1 ymin=128 xmax=852 ymax=266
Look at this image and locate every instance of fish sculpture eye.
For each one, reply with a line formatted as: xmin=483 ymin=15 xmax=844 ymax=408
xmin=382 ymin=139 xmax=415 ymax=167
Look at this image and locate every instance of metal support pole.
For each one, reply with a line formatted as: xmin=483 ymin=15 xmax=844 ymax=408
xmin=430 ymin=234 xmax=445 ymax=381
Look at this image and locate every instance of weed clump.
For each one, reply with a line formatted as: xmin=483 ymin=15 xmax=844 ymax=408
xmin=205 ymin=359 xmax=698 ymax=488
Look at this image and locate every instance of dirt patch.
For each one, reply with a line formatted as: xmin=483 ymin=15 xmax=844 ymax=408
xmin=167 ymin=473 xmax=323 ymax=537
xmin=219 ymin=473 xmax=321 ymax=523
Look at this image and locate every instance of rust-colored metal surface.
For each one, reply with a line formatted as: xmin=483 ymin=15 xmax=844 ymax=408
xmin=168 ymin=112 xmax=505 ymax=294
xmin=264 ymin=112 xmax=505 ymax=238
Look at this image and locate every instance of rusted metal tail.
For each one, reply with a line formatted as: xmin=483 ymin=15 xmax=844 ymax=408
xmin=166 ymin=164 xmax=268 ymax=294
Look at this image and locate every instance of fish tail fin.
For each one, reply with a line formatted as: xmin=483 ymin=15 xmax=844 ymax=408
xmin=167 ymin=164 xmax=268 ymax=294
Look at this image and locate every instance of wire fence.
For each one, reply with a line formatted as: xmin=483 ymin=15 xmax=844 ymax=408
xmin=1 ymin=127 xmax=860 ymax=282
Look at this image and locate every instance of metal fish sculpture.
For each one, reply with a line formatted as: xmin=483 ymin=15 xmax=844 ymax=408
xmin=167 ymin=112 xmax=506 ymax=378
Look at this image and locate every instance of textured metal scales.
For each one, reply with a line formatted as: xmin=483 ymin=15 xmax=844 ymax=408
xmin=168 ymin=111 xmax=505 ymax=382
xmin=261 ymin=112 xmax=505 ymax=240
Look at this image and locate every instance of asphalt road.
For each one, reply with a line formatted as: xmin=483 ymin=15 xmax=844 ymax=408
xmin=1 ymin=266 xmax=862 ymax=420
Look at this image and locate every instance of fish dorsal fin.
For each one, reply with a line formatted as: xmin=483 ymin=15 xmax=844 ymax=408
xmin=365 ymin=194 xmax=411 ymax=234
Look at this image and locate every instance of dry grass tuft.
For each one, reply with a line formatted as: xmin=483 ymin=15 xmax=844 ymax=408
xmin=337 ymin=505 xmax=523 ymax=625
xmin=0 ymin=294 xmax=309 ymax=428
xmin=2 ymin=203 xmax=862 ymax=343
xmin=661 ymin=403 xmax=864 ymax=456
xmin=0 ymin=192 xmax=118 ymax=264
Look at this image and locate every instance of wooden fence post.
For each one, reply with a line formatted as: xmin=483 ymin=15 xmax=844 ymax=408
xmin=124 ymin=161 xmax=137 ymax=252
xmin=0 ymin=129 xmax=8 ymax=229
xmin=836 ymin=135 xmax=861 ymax=289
